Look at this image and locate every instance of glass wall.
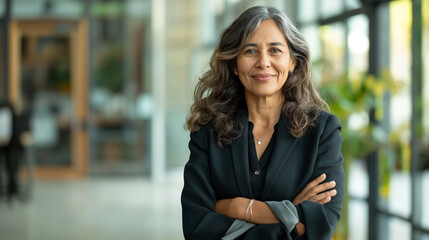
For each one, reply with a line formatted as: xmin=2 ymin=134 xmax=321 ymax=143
xmin=297 ymin=0 xmax=428 ymax=239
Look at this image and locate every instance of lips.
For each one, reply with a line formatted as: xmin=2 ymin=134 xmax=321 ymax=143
xmin=252 ymin=74 xmax=276 ymax=81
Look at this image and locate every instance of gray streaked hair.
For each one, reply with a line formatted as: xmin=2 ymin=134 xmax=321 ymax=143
xmin=187 ymin=6 xmax=328 ymax=145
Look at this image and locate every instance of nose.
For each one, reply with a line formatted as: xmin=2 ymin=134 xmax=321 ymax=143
xmin=256 ymin=52 xmax=271 ymax=68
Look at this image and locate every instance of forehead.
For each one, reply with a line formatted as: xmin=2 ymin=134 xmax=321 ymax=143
xmin=246 ymin=19 xmax=287 ymax=44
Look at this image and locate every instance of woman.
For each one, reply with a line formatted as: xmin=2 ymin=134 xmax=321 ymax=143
xmin=181 ymin=6 xmax=344 ymax=240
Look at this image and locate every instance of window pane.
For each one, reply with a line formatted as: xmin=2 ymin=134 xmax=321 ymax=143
xmin=348 ymin=200 xmax=368 ymax=240
xmin=298 ymin=0 xmax=317 ymax=23
xmin=11 ymin=0 xmax=83 ymax=18
xmin=319 ymin=22 xmax=346 ymax=82
xmin=378 ymin=216 xmax=411 ymax=240
xmin=12 ymin=1 xmax=44 ymax=17
xmin=346 ymin=0 xmax=362 ymax=10
xmin=320 ymin=0 xmax=343 ymax=19
xmin=301 ymin=25 xmax=322 ymax=61
xmin=347 ymin=14 xmax=369 ymax=79
xmin=300 ymin=25 xmax=322 ymax=82
xmin=49 ymin=0 xmax=83 ymax=17
xmin=349 ymin=159 xmax=369 ymax=198
xmin=419 ymin=233 xmax=429 ymax=240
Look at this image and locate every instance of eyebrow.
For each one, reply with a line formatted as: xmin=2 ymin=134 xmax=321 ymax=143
xmin=243 ymin=42 xmax=286 ymax=48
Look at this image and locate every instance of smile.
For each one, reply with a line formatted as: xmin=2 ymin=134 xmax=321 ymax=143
xmin=252 ymin=74 xmax=276 ymax=81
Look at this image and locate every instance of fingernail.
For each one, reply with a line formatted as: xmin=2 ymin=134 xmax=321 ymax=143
xmin=330 ymin=181 xmax=336 ymax=186
xmin=320 ymin=173 xmax=326 ymax=178
xmin=331 ymin=189 xmax=337 ymax=194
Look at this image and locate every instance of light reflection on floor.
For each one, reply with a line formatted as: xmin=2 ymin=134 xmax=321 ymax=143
xmin=0 ymin=171 xmax=184 ymax=240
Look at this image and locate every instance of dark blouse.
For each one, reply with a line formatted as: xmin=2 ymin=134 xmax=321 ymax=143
xmin=247 ymin=121 xmax=277 ymax=200
xmin=247 ymin=122 xmax=303 ymax=240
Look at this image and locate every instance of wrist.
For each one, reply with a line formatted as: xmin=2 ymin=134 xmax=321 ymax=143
xmin=244 ymin=199 xmax=255 ymax=222
xmin=231 ymin=197 xmax=253 ymax=221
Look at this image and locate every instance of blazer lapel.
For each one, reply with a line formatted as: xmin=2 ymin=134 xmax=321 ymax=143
xmin=260 ymin=114 xmax=298 ymax=200
xmin=231 ymin=110 xmax=253 ymax=198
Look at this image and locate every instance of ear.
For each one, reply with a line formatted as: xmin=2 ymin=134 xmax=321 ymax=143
xmin=289 ymin=58 xmax=296 ymax=72
xmin=233 ymin=67 xmax=238 ymax=75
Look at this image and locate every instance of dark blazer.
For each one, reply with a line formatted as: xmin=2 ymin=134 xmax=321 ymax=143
xmin=181 ymin=110 xmax=345 ymax=240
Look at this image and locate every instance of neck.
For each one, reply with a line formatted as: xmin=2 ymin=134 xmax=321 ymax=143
xmin=245 ymin=93 xmax=283 ymax=127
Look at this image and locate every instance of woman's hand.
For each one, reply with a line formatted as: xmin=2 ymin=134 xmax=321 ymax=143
xmin=292 ymin=173 xmax=337 ymax=205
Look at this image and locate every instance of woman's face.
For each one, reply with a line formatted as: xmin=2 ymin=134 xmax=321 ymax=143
xmin=235 ymin=19 xmax=295 ymax=100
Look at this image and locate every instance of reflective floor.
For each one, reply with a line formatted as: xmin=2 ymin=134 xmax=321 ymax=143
xmin=0 ymin=171 xmax=184 ymax=240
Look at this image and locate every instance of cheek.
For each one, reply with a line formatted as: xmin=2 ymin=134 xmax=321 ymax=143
xmin=236 ymin=62 xmax=251 ymax=73
xmin=235 ymin=57 xmax=245 ymax=71
xmin=273 ymin=63 xmax=290 ymax=78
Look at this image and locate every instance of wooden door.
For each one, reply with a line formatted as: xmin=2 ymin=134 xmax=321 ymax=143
xmin=9 ymin=19 xmax=88 ymax=178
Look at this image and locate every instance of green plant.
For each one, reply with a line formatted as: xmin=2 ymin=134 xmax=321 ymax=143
xmin=321 ymin=69 xmax=403 ymax=240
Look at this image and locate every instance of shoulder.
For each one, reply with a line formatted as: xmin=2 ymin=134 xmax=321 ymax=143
xmin=302 ymin=110 xmax=341 ymax=139
xmin=191 ymin=123 xmax=215 ymax=137
xmin=316 ymin=110 xmax=341 ymax=128
xmin=314 ymin=111 xmax=342 ymax=142
xmin=189 ymin=123 xmax=215 ymax=147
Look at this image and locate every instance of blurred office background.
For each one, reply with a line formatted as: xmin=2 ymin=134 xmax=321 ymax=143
xmin=0 ymin=0 xmax=428 ymax=239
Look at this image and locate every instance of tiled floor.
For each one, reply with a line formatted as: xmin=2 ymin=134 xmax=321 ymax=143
xmin=0 ymin=172 xmax=184 ymax=240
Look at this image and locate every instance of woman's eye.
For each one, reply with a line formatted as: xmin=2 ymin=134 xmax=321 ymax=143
xmin=244 ymin=49 xmax=257 ymax=54
xmin=270 ymin=48 xmax=282 ymax=53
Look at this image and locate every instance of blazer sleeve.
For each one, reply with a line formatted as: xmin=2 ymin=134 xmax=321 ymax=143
xmin=296 ymin=114 xmax=345 ymax=240
xmin=181 ymin=129 xmax=235 ymax=240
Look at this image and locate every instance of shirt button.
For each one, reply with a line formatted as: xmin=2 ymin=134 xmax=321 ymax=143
xmin=254 ymin=171 xmax=260 ymax=176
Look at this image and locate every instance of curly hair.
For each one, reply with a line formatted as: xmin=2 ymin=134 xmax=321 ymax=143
xmin=186 ymin=6 xmax=328 ymax=146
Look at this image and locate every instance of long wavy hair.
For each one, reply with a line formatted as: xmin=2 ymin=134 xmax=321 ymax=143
xmin=186 ymin=6 xmax=328 ymax=146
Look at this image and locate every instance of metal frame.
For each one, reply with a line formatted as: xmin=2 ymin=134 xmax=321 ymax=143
xmin=367 ymin=2 xmax=381 ymax=239
xmin=411 ymin=0 xmax=424 ymax=239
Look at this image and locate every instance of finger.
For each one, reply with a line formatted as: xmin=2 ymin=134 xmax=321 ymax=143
xmin=319 ymin=196 xmax=331 ymax=204
xmin=316 ymin=189 xmax=337 ymax=201
xmin=311 ymin=180 xmax=336 ymax=195
xmin=313 ymin=189 xmax=337 ymax=203
xmin=302 ymin=173 xmax=327 ymax=192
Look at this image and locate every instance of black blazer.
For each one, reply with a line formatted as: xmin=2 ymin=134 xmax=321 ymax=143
xmin=181 ymin=110 xmax=345 ymax=240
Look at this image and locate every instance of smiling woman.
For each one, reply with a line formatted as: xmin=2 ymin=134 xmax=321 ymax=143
xmin=235 ymin=20 xmax=295 ymax=107
xmin=182 ymin=5 xmax=345 ymax=240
